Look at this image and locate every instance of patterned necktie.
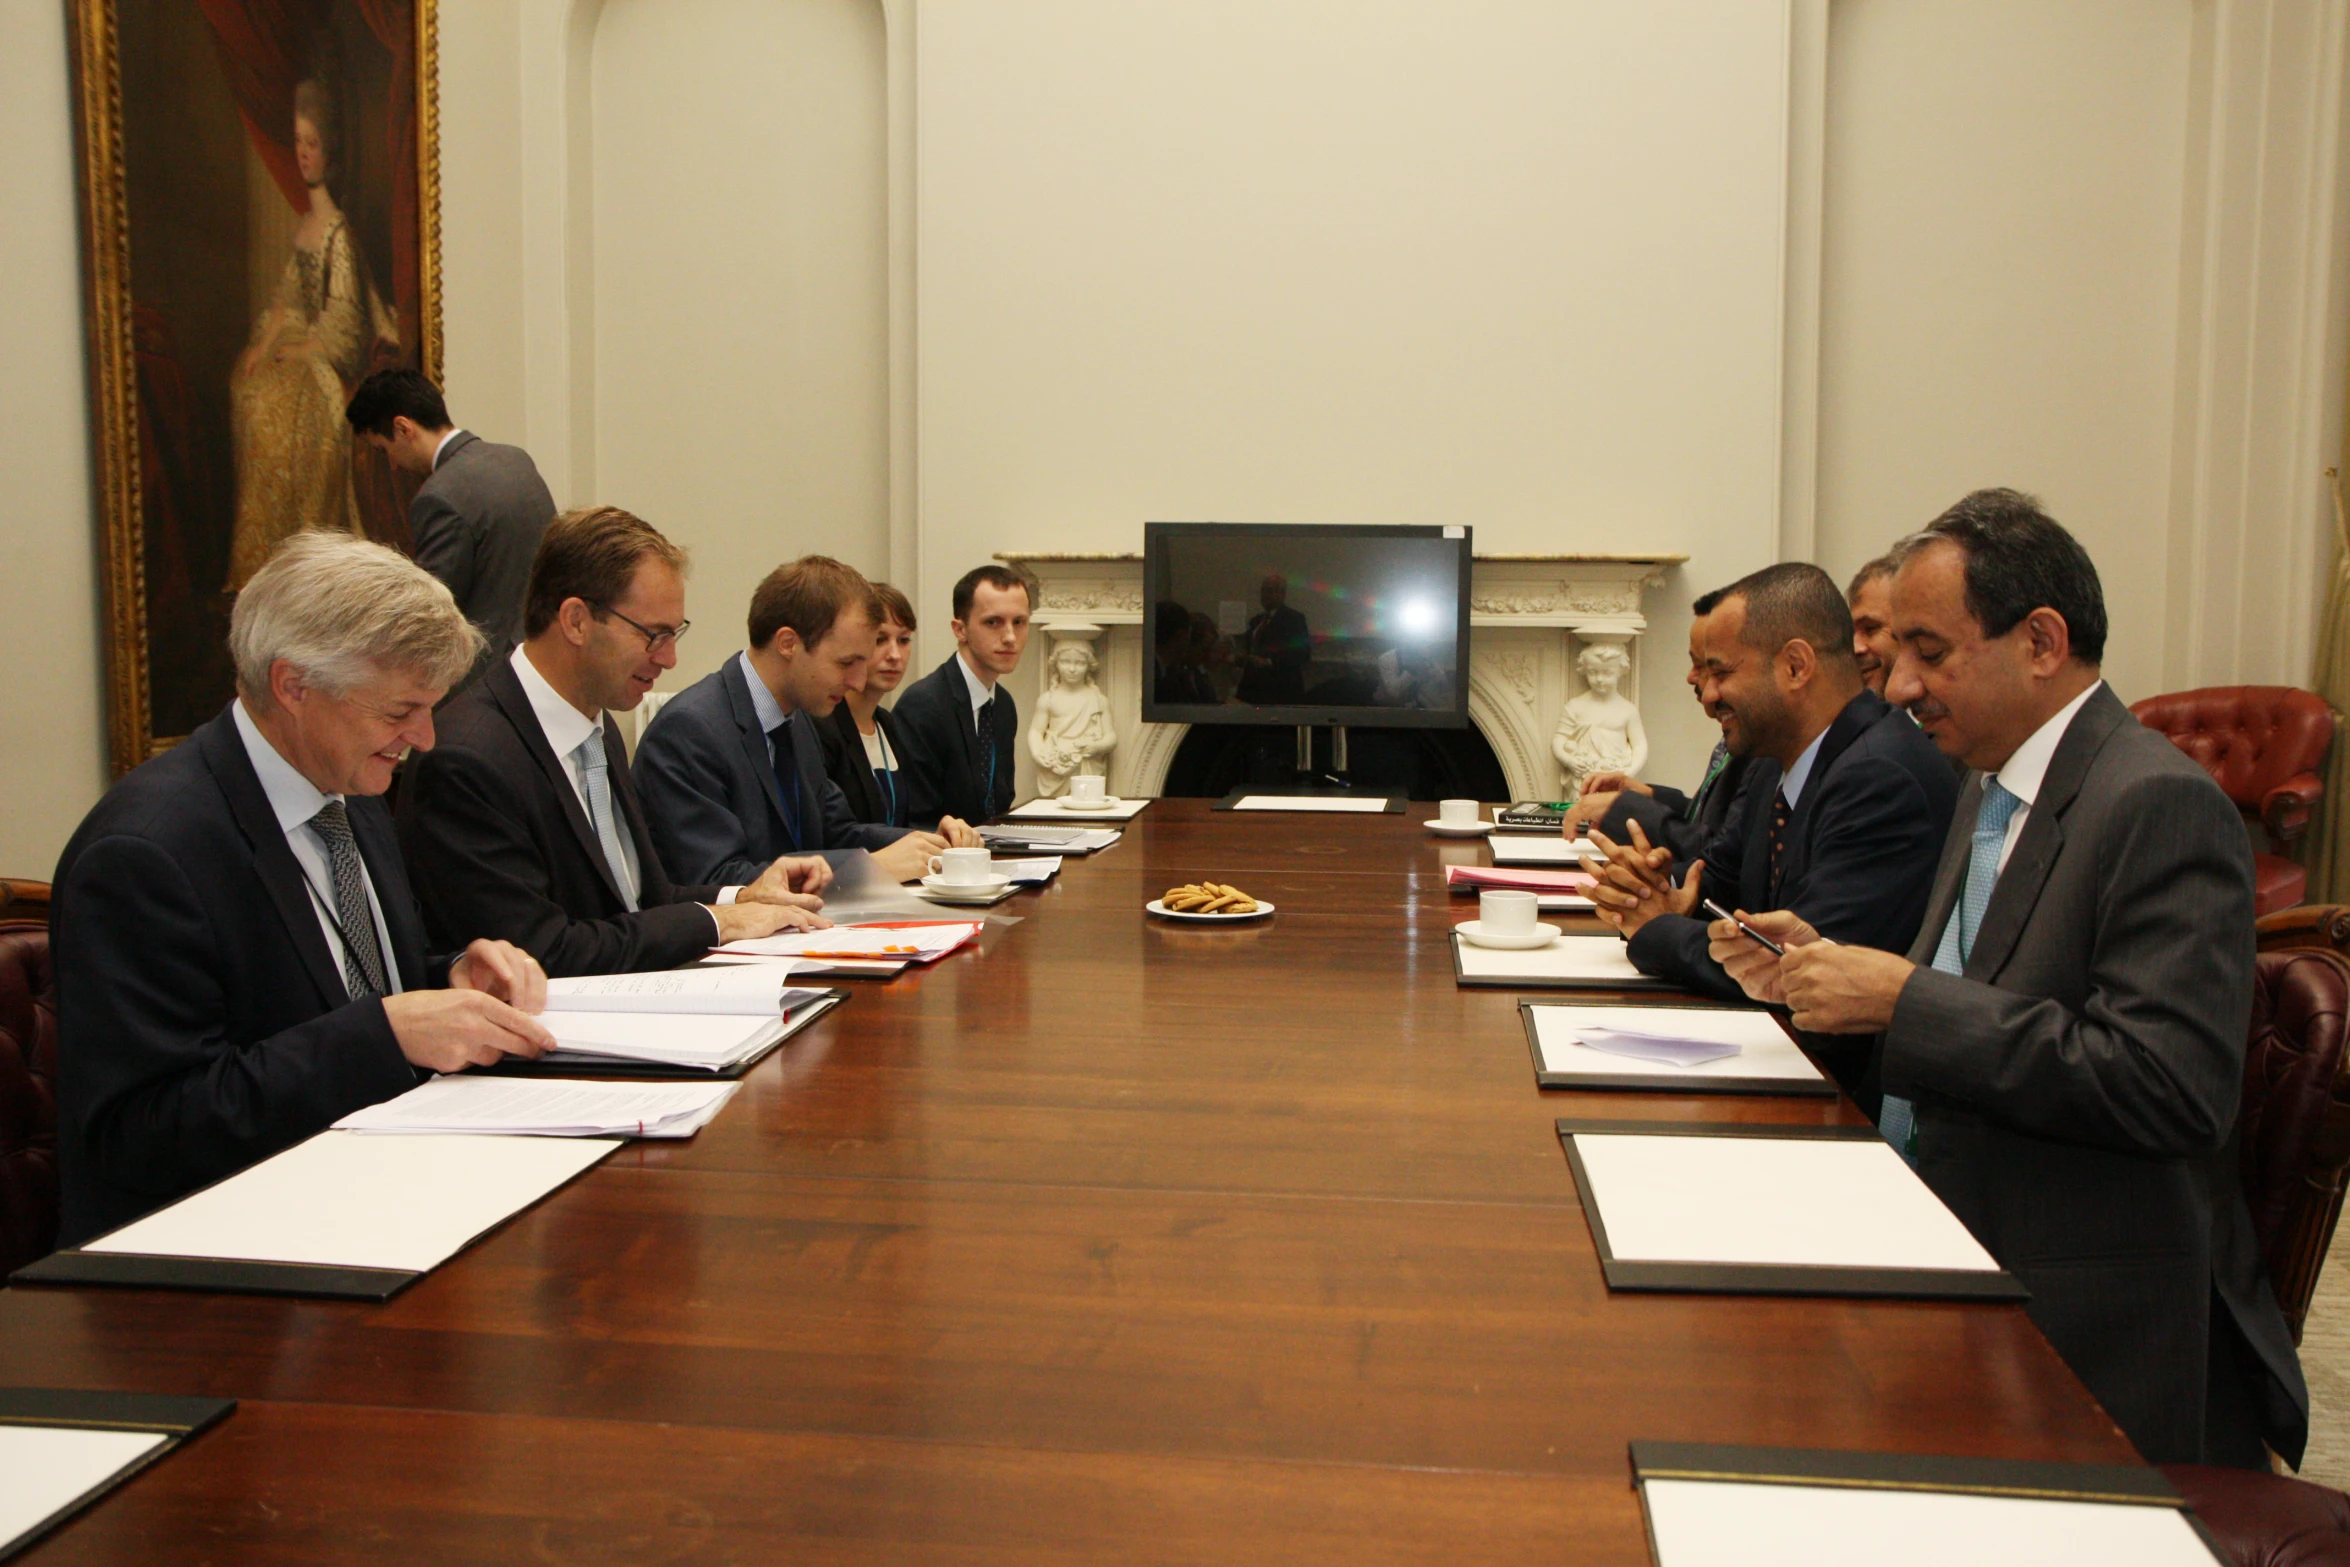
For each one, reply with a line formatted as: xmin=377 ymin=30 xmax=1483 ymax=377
xmin=1688 ymin=741 xmax=1732 ymax=819
xmin=1768 ymin=789 xmax=1792 ymax=887
xmin=574 ymin=731 xmax=640 ymax=912
xmin=1879 ymin=779 xmax=2024 ymax=1158
xmin=975 ymin=696 xmax=996 ymax=807
xmin=310 ymin=800 xmax=388 ymax=1000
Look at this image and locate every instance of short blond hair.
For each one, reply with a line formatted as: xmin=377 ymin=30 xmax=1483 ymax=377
xmin=230 ymin=531 xmax=482 ymax=702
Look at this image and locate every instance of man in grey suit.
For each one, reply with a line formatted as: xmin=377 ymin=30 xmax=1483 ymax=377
xmin=346 ymin=369 xmax=555 ymax=680
xmin=1711 ymin=490 xmax=2306 ymax=1470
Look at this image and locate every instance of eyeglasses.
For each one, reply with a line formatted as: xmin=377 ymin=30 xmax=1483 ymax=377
xmin=593 ymin=602 xmax=690 ymax=654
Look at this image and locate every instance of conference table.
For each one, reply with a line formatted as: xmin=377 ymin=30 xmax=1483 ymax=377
xmin=0 ymin=800 xmax=2134 ymax=1562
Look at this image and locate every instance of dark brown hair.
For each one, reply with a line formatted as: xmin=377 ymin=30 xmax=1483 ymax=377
xmin=952 ymin=564 xmax=1034 ymax=621
xmin=747 ymin=556 xmax=884 ymax=649
xmin=523 ymin=507 xmax=687 ymax=638
xmin=871 ymin=582 xmax=916 ymax=632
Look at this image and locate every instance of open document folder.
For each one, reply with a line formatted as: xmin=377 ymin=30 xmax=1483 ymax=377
xmin=337 ymin=1077 xmax=738 ymax=1139
xmin=712 ymin=920 xmax=982 ymax=965
xmin=1521 ymin=1003 xmax=1832 ymax=1096
xmin=544 ymin=966 xmax=820 ymax=1013
xmin=526 ymin=971 xmax=840 ymax=1072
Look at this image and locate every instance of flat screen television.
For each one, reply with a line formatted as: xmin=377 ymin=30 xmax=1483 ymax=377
xmin=1141 ymin=522 xmax=1472 ymax=729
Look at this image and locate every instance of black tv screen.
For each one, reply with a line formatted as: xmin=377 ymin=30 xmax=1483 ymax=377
xmin=1142 ymin=522 xmax=1472 ymax=729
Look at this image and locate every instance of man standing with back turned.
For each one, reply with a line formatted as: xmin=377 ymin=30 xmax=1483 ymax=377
xmin=894 ymin=565 xmax=1032 ymax=827
xmin=1711 ymin=490 xmax=2307 ymax=1468
xmin=346 ymin=368 xmax=557 ymax=681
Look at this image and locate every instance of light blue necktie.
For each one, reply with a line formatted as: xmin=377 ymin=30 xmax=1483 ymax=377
xmin=1879 ymin=779 xmax=2022 ymax=1159
xmin=574 ymin=731 xmax=640 ymax=912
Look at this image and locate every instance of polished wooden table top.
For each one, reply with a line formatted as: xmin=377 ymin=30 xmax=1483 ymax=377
xmin=3 ymin=801 xmax=2133 ymax=1563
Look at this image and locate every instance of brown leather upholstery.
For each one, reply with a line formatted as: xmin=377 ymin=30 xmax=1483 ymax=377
xmin=2165 ymin=1464 xmax=2350 ymax=1567
xmin=2262 ymin=906 xmax=2350 ymax=960
xmin=0 ymin=915 xmax=57 ymax=1274
xmin=2239 ymin=948 xmax=2350 ymax=1341
xmin=2132 ymin=687 xmax=2335 ymax=918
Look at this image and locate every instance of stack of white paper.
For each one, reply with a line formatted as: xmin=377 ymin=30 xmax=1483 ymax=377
xmin=1455 ymin=932 xmax=1660 ymax=986
xmin=539 ymin=1009 xmax=795 ymax=1071
xmin=1641 ymin=1479 xmax=2218 ymax=1567
xmin=1528 ymin=1005 xmax=1825 ymax=1084
xmin=337 ymin=1077 xmax=738 ymax=1138
xmin=85 ymin=1132 xmax=618 ymax=1273
xmin=978 ymin=824 xmax=1122 ymax=854
xmin=714 ymin=921 xmax=981 ymax=965
xmin=991 ymin=856 xmax=1064 ymax=884
xmin=1231 ymin=795 xmax=1388 ymax=812
xmin=1488 ymin=835 xmax=1594 ymax=865
xmin=543 ymin=967 xmax=819 ymax=1013
xmin=1006 ymin=797 xmax=1150 ymax=821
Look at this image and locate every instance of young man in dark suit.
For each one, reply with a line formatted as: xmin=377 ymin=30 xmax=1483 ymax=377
xmin=397 ymin=507 xmax=831 ymax=977
xmin=636 ymin=558 xmax=978 ymax=886
xmin=1583 ymin=563 xmax=1959 ymax=1095
xmin=893 ymin=564 xmax=1032 ymax=827
xmin=53 ymin=533 xmax=556 ymax=1245
xmin=346 ymin=369 xmax=556 ymax=682
xmin=1717 ymin=492 xmax=2307 ymax=1469
xmin=1569 ymin=586 xmax=1752 ymax=859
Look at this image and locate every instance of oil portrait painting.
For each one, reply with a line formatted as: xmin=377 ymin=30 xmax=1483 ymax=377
xmin=71 ymin=0 xmax=439 ymax=768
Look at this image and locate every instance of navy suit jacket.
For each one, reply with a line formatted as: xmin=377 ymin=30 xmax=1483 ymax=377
xmin=816 ymin=701 xmax=911 ymax=829
xmin=53 ymin=706 xmax=433 ymax=1244
xmin=635 ymin=658 xmax=909 ymax=885
xmin=1599 ymin=748 xmax=1755 ymax=862
xmin=1627 ymin=688 xmax=1959 ymax=1041
xmin=892 ymin=655 xmax=1018 ymax=827
xmin=396 ymin=657 xmax=723 ymax=977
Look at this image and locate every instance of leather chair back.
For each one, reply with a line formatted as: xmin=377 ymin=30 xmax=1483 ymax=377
xmin=2240 ymin=946 xmax=2350 ymax=1341
xmin=2130 ymin=686 xmax=2334 ymax=812
xmin=0 ymin=917 xmax=57 ymax=1273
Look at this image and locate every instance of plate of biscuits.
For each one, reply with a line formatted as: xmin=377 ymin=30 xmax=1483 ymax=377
xmin=1148 ymin=881 xmax=1275 ymax=921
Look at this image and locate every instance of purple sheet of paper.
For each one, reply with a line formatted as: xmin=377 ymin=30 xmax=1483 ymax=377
xmin=1572 ymin=1026 xmax=1745 ymax=1069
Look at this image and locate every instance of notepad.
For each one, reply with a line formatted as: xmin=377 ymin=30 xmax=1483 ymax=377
xmin=1571 ymin=1132 xmax=2000 ymax=1273
xmin=992 ymin=856 xmax=1064 ymax=884
xmin=1526 ymin=1004 xmax=1826 ymax=1088
xmin=1487 ymin=834 xmax=1593 ymax=865
xmin=337 ymin=1077 xmax=738 ymax=1138
xmin=715 ymin=921 xmax=981 ymax=963
xmin=1453 ymin=932 xmax=1670 ymax=989
xmin=84 ymin=1131 xmax=617 ymax=1273
xmin=0 ymin=1425 xmax=171 ymax=1555
xmin=1231 ymin=795 xmax=1390 ymax=812
xmin=978 ymin=824 xmax=1122 ymax=855
xmin=543 ymin=967 xmax=821 ymax=1013
xmin=1006 ymin=797 xmax=1150 ymax=821
xmin=1640 ymin=1479 xmax=2217 ymax=1567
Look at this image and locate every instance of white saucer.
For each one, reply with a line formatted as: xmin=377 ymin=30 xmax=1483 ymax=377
xmin=1425 ymin=821 xmax=1494 ymax=837
xmin=1456 ymin=919 xmax=1562 ymax=950
xmin=1147 ymin=897 xmax=1275 ymax=922
xmin=920 ymin=874 xmax=1013 ymax=900
xmin=1053 ymin=796 xmax=1122 ymax=811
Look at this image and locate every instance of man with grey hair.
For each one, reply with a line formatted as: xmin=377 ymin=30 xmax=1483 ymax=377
xmin=52 ymin=532 xmax=559 ymax=1245
xmin=1846 ymin=552 xmax=1900 ymax=696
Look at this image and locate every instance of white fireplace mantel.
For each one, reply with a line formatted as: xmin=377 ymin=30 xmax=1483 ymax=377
xmin=995 ymin=551 xmax=1685 ymax=803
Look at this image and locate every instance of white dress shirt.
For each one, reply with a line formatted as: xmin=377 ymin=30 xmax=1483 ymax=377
xmin=956 ymin=650 xmax=997 ymax=722
xmin=510 ymin=645 xmax=643 ymax=909
xmin=231 ymin=699 xmax=404 ymax=996
xmin=1986 ymin=680 xmax=2104 ymax=874
xmin=430 ymin=427 xmax=467 ymax=470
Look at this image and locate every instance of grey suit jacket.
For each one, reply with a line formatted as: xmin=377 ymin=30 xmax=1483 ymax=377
xmin=409 ymin=433 xmax=556 ymax=676
xmin=1882 ymin=683 xmax=2306 ymax=1465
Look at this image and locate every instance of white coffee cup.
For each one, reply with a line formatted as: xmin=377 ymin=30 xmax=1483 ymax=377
xmin=1068 ymin=774 xmax=1107 ymax=804
xmin=1479 ymin=889 xmax=1539 ymax=937
xmin=928 ymin=847 xmax=994 ymax=884
xmin=1438 ymin=798 xmax=1480 ymax=827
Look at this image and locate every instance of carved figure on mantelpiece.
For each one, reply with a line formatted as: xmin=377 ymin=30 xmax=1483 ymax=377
xmin=1028 ymin=640 xmax=1118 ymax=797
xmin=1551 ymin=642 xmax=1646 ymax=796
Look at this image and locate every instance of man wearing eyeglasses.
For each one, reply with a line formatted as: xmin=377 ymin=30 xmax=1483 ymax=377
xmin=398 ymin=506 xmax=835 ymax=976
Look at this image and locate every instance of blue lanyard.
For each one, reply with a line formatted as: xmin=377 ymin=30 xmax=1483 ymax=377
xmin=878 ymin=764 xmax=899 ymax=826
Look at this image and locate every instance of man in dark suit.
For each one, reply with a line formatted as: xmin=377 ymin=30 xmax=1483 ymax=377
xmin=347 ymin=369 xmax=556 ymax=680
xmin=1846 ymin=551 xmax=1900 ymax=697
xmin=53 ymin=533 xmax=556 ymax=1245
xmin=1569 ymin=586 xmax=1753 ymax=858
xmin=894 ymin=564 xmax=1032 ymax=827
xmin=1234 ymin=573 xmax=1311 ymax=705
xmin=398 ymin=507 xmax=831 ymax=977
xmin=638 ymin=556 xmax=977 ymax=886
xmin=1584 ymin=564 xmax=1959 ymax=1092
xmin=1718 ymin=491 xmax=2306 ymax=1468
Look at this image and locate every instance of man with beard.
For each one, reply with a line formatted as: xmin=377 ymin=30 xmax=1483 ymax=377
xmin=1583 ymin=562 xmax=1958 ymax=1102
xmin=1567 ymin=586 xmax=1753 ymax=858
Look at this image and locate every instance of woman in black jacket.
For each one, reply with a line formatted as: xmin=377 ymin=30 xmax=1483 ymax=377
xmin=819 ymin=581 xmax=919 ymax=829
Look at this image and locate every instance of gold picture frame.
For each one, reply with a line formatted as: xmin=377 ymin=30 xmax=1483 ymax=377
xmin=67 ymin=0 xmax=443 ymax=772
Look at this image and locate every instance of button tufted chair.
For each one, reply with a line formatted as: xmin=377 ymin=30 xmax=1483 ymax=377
xmin=0 ymin=881 xmax=55 ymax=1274
xmin=2131 ymin=687 xmax=2335 ymax=917
xmin=2163 ymin=1464 xmax=2350 ymax=1566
